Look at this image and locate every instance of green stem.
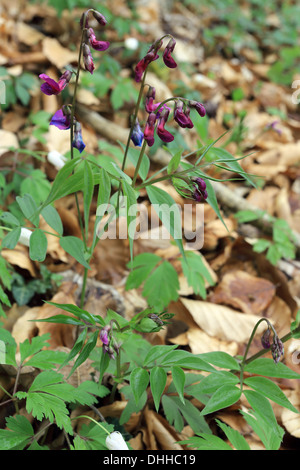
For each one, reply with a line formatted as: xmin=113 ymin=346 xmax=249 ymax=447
xmin=80 ymin=267 xmax=88 ymax=309
xmin=116 ymin=70 xmax=148 ymax=216
xmin=72 ymin=415 xmax=110 ymax=435
xmin=132 ymin=140 xmax=147 ymax=186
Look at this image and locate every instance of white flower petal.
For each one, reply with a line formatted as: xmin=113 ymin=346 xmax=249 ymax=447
xmin=47 ymin=150 xmax=66 ymax=170
xmin=105 ymin=431 xmax=128 ymax=450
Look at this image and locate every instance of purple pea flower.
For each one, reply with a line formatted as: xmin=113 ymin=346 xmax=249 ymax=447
xmin=39 ymin=70 xmax=72 ymax=96
xmin=189 ymin=100 xmax=206 ymax=117
xmin=82 ymin=43 xmax=95 ymax=74
xmin=72 ymin=121 xmax=86 ymax=153
xmin=174 ymin=101 xmax=194 ymax=129
xmin=156 ymin=107 xmax=174 ymax=143
xmin=163 ymin=37 xmax=177 ymax=69
xmin=99 ymin=327 xmax=110 ymax=346
xmin=92 ymin=10 xmax=107 ymax=26
xmin=144 ymin=112 xmax=157 ymax=147
xmin=131 ymin=119 xmax=144 ymax=147
xmin=145 ymin=86 xmax=156 ymax=113
xmin=134 ymin=40 xmax=162 ymax=83
xmin=50 ymin=108 xmax=71 ymax=130
xmin=193 ymin=177 xmax=208 ymax=202
xmin=87 ymin=27 xmax=110 ymax=51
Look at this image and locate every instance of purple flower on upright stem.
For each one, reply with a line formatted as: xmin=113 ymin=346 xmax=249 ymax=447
xmin=163 ymin=37 xmax=177 ymax=69
xmin=82 ymin=43 xmax=95 ymax=74
xmin=134 ymin=40 xmax=162 ymax=83
xmin=156 ymin=107 xmax=174 ymax=143
xmin=174 ymin=100 xmax=194 ymax=129
xmin=144 ymin=112 xmax=156 ymax=147
xmin=189 ymin=100 xmax=206 ymax=117
xmin=39 ymin=70 xmax=72 ymax=96
xmin=50 ymin=107 xmax=71 ymax=130
xmin=131 ymin=119 xmax=144 ymax=147
xmin=87 ymin=27 xmax=110 ymax=51
xmin=72 ymin=121 xmax=86 ymax=153
xmin=100 ymin=325 xmax=110 ymax=346
xmin=145 ymin=86 xmax=156 ymax=113
xmin=192 ymin=177 xmax=208 ymax=202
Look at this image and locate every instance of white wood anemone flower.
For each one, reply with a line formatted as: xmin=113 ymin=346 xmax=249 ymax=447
xmin=105 ymin=431 xmax=129 ymax=450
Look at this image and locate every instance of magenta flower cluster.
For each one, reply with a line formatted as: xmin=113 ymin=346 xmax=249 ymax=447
xmin=143 ymin=87 xmax=206 ymax=148
xmin=130 ymin=38 xmax=206 ymax=149
xmin=82 ymin=10 xmax=110 ymax=74
xmin=134 ymin=37 xmax=177 ymax=83
xmin=39 ymin=9 xmax=110 ymax=153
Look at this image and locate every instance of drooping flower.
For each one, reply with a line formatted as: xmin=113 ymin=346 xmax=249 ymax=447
xmin=131 ymin=119 xmax=144 ymax=147
xmin=106 ymin=432 xmax=128 ymax=450
xmin=163 ymin=37 xmax=177 ymax=69
xmin=39 ymin=70 xmax=72 ymax=96
xmin=72 ymin=121 xmax=86 ymax=153
xmin=50 ymin=107 xmax=71 ymax=130
xmin=189 ymin=100 xmax=206 ymax=117
xmin=92 ymin=10 xmax=107 ymax=26
xmin=134 ymin=40 xmax=162 ymax=82
xmin=192 ymin=177 xmax=208 ymax=202
xmin=82 ymin=43 xmax=95 ymax=74
xmin=156 ymin=107 xmax=174 ymax=143
xmin=271 ymin=336 xmax=284 ymax=364
xmin=144 ymin=112 xmax=157 ymax=147
xmin=99 ymin=326 xmax=110 ymax=346
xmin=87 ymin=27 xmax=110 ymax=51
xmin=174 ymin=101 xmax=194 ymax=129
xmin=261 ymin=328 xmax=272 ymax=349
xmin=145 ymin=86 xmax=156 ymax=113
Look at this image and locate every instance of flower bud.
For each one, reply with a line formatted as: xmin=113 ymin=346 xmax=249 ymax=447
xmin=189 ymin=100 xmax=206 ymax=117
xmin=72 ymin=121 xmax=86 ymax=153
xmin=82 ymin=43 xmax=95 ymax=74
xmin=131 ymin=119 xmax=144 ymax=147
xmin=192 ymin=177 xmax=208 ymax=202
xmin=106 ymin=432 xmax=128 ymax=450
xmin=261 ymin=328 xmax=271 ymax=349
xmin=271 ymin=336 xmax=284 ymax=364
xmin=92 ymin=10 xmax=107 ymax=26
